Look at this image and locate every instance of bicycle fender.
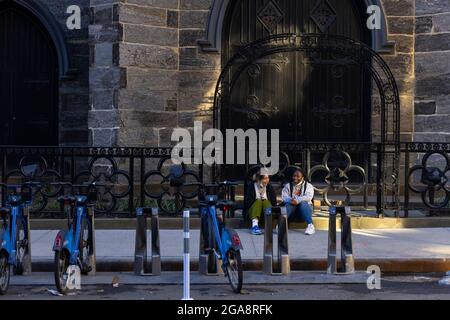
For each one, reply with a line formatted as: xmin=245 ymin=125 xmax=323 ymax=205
xmin=53 ymin=230 xmax=67 ymax=251
xmin=0 ymin=229 xmax=10 ymax=253
xmin=222 ymin=229 xmax=243 ymax=251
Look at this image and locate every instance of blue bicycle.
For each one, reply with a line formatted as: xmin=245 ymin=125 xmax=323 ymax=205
xmin=187 ymin=181 xmax=243 ymax=293
xmin=52 ymin=182 xmax=102 ymax=294
xmin=0 ymin=182 xmax=38 ymax=295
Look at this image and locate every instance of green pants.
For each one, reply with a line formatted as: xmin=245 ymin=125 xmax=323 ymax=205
xmin=248 ymin=199 xmax=272 ymax=221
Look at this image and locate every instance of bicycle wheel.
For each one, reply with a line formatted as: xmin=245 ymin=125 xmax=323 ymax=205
xmin=54 ymin=249 xmax=70 ymax=294
xmin=13 ymin=218 xmax=27 ymax=275
xmin=225 ymin=248 xmax=243 ymax=294
xmin=0 ymin=251 xmax=10 ymax=295
xmin=78 ymin=218 xmax=92 ymax=275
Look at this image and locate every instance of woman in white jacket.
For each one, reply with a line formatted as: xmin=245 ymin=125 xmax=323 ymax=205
xmin=282 ymin=169 xmax=316 ymax=235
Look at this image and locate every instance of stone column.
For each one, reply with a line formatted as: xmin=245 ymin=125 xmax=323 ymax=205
xmin=414 ymin=0 xmax=450 ymax=142
xmin=116 ymin=0 xmax=179 ymax=147
xmin=376 ymin=0 xmax=415 ymax=143
xmin=178 ymin=0 xmax=220 ymax=144
xmin=88 ymin=0 xmax=121 ymax=147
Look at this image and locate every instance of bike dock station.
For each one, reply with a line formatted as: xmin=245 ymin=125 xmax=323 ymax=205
xmin=134 ymin=207 xmax=161 ymax=276
xmin=263 ymin=207 xmax=290 ymax=275
xmin=86 ymin=204 xmax=97 ymax=276
xmin=327 ymin=206 xmax=355 ymax=275
xmin=21 ymin=205 xmax=32 ymax=275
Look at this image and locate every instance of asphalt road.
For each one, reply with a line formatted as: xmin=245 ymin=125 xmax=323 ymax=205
xmin=1 ymin=275 xmax=449 ymax=300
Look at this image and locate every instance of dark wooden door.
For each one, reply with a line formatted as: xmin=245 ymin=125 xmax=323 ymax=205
xmin=222 ymin=0 xmax=371 ymax=143
xmin=0 ymin=2 xmax=58 ymax=146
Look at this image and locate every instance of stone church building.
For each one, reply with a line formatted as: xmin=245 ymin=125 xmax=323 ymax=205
xmin=1 ymin=0 xmax=449 ymax=148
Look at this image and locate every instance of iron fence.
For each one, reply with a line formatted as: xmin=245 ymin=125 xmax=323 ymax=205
xmin=0 ymin=147 xmax=203 ymax=217
xmin=0 ymin=143 xmax=449 ymax=218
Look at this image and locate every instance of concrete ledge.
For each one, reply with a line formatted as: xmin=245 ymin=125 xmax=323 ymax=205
xmin=29 ymin=258 xmax=450 ymax=274
xmin=10 ymin=271 xmax=369 ymax=286
xmin=30 ymin=216 xmax=450 ymax=230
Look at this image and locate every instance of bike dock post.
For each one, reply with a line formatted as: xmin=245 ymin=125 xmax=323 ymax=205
xmin=327 ymin=206 xmax=355 ymax=275
xmin=134 ymin=207 xmax=161 ymax=276
xmin=263 ymin=207 xmax=290 ymax=275
xmin=87 ymin=205 xmax=96 ymax=275
xmin=199 ymin=208 xmax=224 ymax=276
xmin=23 ymin=205 xmax=32 ymax=275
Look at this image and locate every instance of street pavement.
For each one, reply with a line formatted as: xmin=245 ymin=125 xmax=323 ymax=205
xmin=2 ymin=274 xmax=450 ymax=300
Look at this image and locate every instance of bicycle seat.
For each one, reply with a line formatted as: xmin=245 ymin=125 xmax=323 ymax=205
xmin=58 ymin=196 xmax=76 ymax=204
xmin=217 ymin=200 xmax=235 ymax=209
xmin=75 ymin=195 xmax=89 ymax=205
xmin=9 ymin=195 xmax=22 ymax=206
xmin=200 ymin=195 xmax=219 ymax=206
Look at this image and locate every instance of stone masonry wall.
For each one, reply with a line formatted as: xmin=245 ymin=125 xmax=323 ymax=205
xmin=115 ymin=0 xmax=219 ymax=147
xmin=414 ymin=0 xmax=450 ymax=142
xmin=113 ymin=0 xmax=450 ymax=148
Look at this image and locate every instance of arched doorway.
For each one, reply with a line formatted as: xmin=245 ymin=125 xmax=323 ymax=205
xmin=221 ymin=0 xmax=372 ymax=143
xmin=0 ymin=1 xmax=59 ymax=145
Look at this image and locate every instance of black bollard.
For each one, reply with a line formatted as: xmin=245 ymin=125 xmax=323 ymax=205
xmin=22 ymin=205 xmax=32 ymax=275
xmin=87 ymin=205 xmax=96 ymax=275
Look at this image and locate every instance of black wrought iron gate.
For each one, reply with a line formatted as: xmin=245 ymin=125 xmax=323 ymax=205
xmin=214 ymin=33 xmax=400 ymax=213
xmin=221 ymin=0 xmax=372 ymax=143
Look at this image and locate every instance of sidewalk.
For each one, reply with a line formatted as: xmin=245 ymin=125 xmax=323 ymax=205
xmin=29 ymin=228 xmax=450 ymax=273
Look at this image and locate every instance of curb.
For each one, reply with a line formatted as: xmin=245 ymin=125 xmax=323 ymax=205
xmin=30 ymin=216 xmax=450 ymax=230
xmin=30 ymin=258 xmax=450 ymax=274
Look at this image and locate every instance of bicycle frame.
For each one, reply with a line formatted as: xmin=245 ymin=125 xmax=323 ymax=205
xmin=206 ymin=203 xmax=243 ymax=268
xmin=53 ymin=197 xmax=89 ymax=265
xmin=0 ymin=196 xmax=27 ymax=265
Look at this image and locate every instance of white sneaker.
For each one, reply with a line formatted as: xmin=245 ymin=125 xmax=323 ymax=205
xmin=305 ymin=224 xmax=315 ymax=235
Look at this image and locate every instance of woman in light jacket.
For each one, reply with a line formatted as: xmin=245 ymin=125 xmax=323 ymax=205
xmin=282 ymin=168 xmax=315 ymax=235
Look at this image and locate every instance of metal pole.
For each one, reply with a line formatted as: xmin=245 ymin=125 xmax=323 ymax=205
xmin=182 ymin=210 xmax=193 ymax=300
